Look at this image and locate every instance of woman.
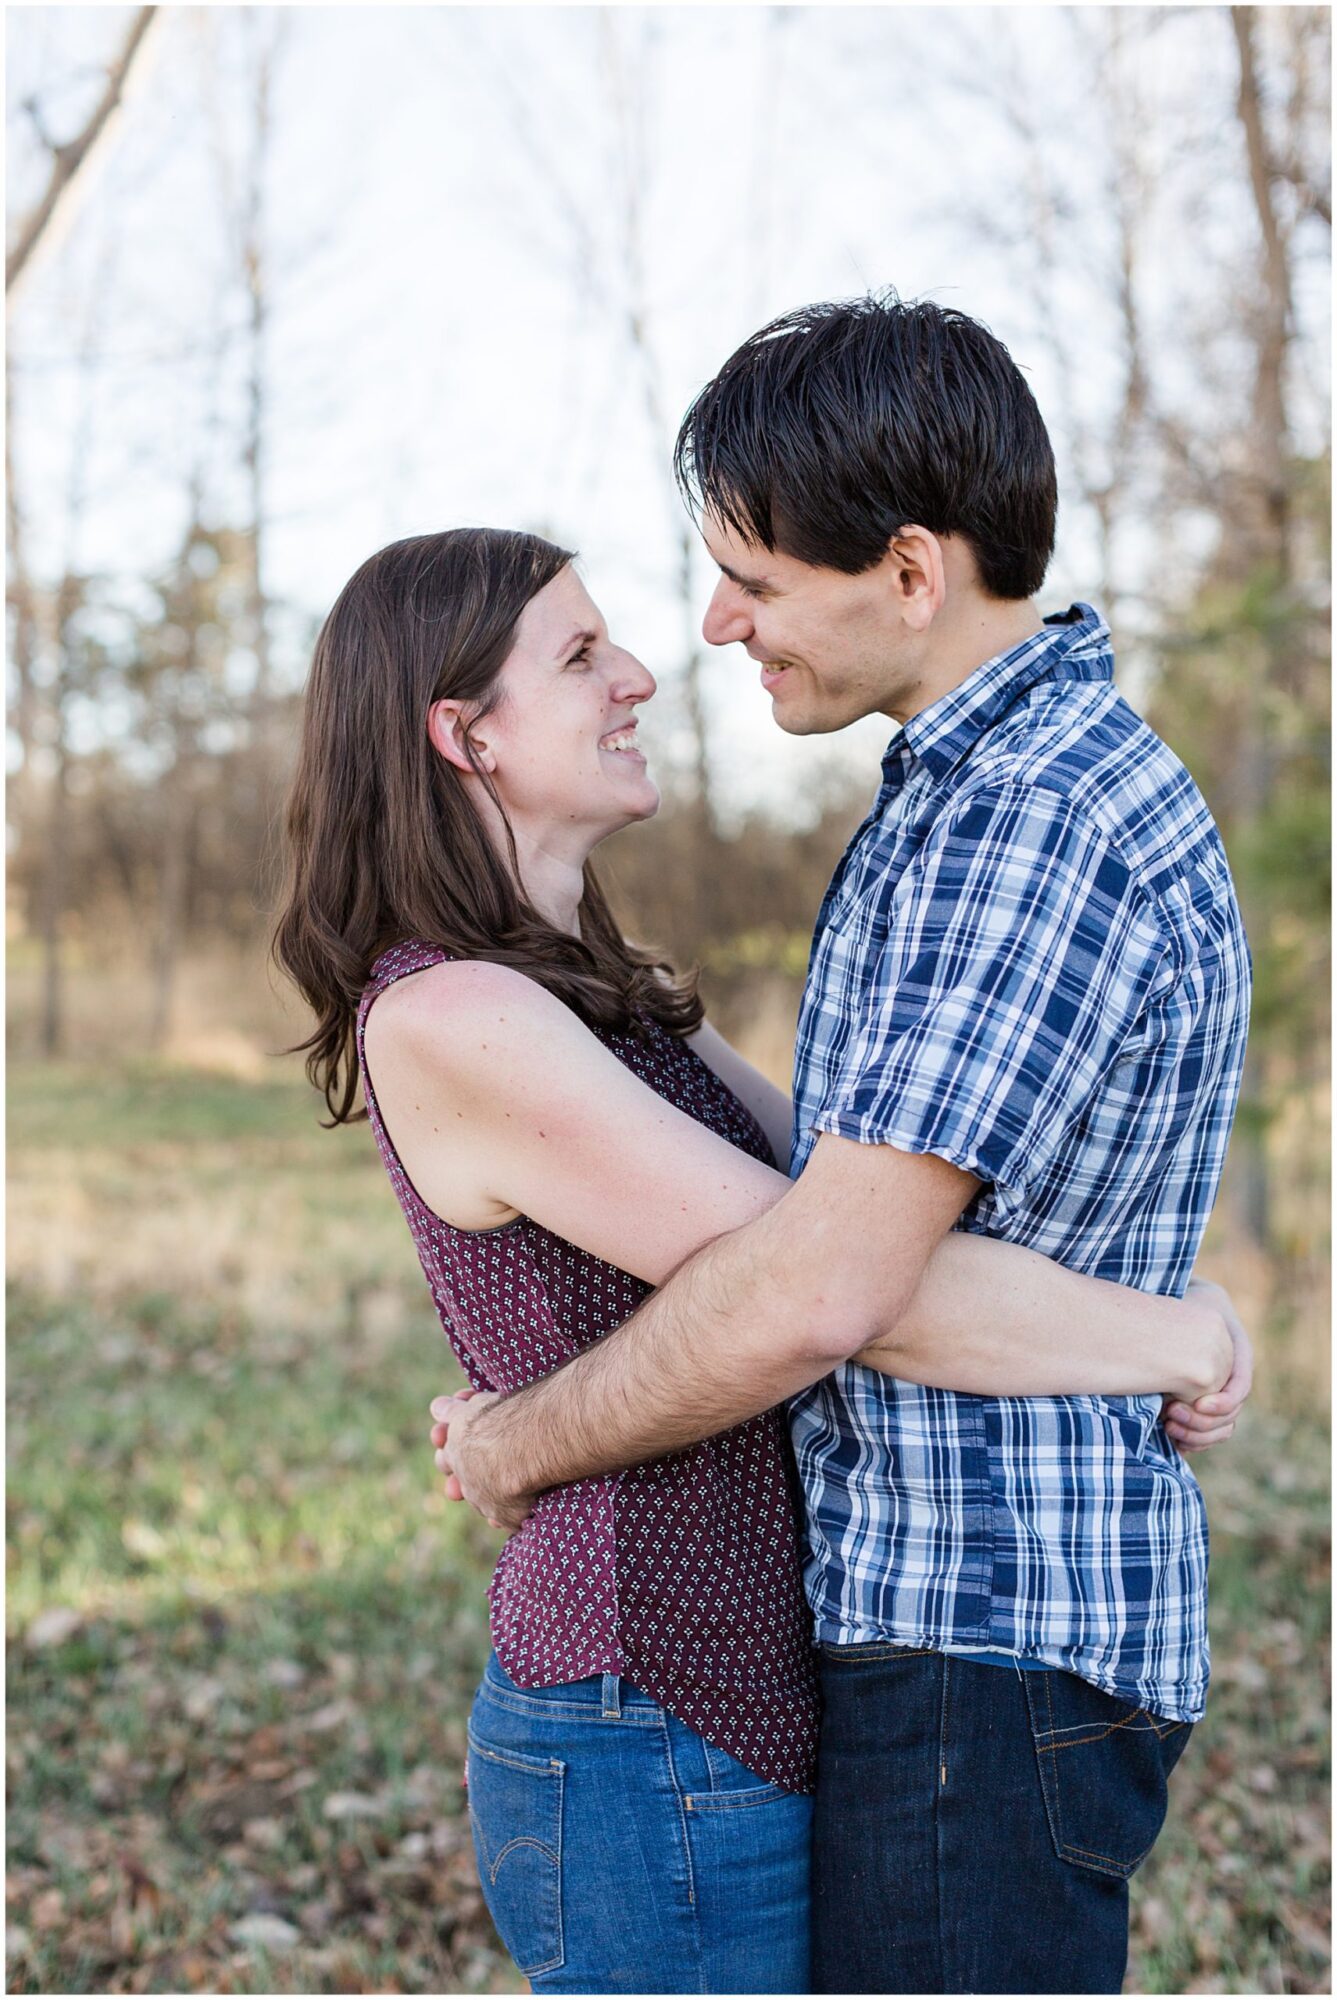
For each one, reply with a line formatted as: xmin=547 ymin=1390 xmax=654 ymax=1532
xmin=274 ymin=528 xmax=1245 ymax=1996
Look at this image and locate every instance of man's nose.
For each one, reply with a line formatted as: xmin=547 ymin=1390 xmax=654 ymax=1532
xmin=702 ymin=579 xmax=754 ymax=648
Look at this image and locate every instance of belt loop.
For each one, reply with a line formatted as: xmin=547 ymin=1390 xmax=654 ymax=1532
xmin=601 ymin=1673 xmax=621 ymax=1718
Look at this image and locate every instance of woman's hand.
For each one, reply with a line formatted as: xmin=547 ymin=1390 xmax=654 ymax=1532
xmin=429 ymin=1386 xmax=477 ymax=1504
xmin=1161 ymin=1278 xmax=1253 ymax=1453
xmin=428 ymin=1389 xmax=532 ymax=1532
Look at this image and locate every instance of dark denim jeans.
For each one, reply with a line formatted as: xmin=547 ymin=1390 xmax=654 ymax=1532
xmin=467 ymin=1653 xmax=813 ymax=1994
xmin=812 ymin=1644 xmax=1192 ymax=1995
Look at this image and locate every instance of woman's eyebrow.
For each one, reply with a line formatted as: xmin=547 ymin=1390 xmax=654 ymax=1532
xmin=556 ymin=627 xmax=598 ymax=659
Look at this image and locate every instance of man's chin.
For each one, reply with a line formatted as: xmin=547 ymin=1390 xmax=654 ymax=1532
xmin=771 ymin=702 xmax=840 ymax=738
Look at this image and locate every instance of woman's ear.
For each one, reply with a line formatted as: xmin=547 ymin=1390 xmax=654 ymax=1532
xmin=427 ymin=699 xmax=497 ymax=776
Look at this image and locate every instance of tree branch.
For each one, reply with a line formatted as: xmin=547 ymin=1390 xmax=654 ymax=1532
xmin=6 ymin=5 xmax=158 ymax=297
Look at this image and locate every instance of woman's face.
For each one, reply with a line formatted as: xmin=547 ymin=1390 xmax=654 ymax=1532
xmin=470 ymin=567 xmax=661 ymax=848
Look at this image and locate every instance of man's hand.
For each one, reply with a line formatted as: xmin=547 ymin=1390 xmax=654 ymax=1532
xmin=1161 ymin=1278 xmax=1253 ymax=1453
xmin=428 ymin=1390 xmax=532 ymax=1533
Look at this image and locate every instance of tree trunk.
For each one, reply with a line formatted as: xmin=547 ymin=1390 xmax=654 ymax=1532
xmin=1228 ymin=5 xmax=1297 ymax=1254
xmin=6 ymin=6 xmax=159 ymax=300
xmin=6 ymin=358 xmax=40 ymax=851
xmin=240 ymin=24 xmax=273 ymax=709
xmin=148 ymin=762 xmax=190 ymax=1051
xmin=38 ymin=654 xmax=71 ymax=1059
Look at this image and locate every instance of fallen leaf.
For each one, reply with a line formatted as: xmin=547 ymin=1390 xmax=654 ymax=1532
xmin=31 ymin=1888 xmax=65 ymax=1930
xmin=120 ymin=1858 xmax=162 ymax=1916
xmin=121 ymin=1519 xmax=167 ymax=1560
xmin=227 ymin=1912 xmax=301 ymax=1950
xmin=299 ymin=1699 xmax=352 ymax=1733
xmin=182 ymin=1676 xmax=228 ymax=1721
xmin=297 ymin=1897 xmax=338 ymax=1933
xmin=323 ymin=1791 xmax=386 ymax=1821
xmin=25 ymin=1606 xmax=82 ymax=1649
xmin=261 ymin=1658 xmax=306 ymax=1689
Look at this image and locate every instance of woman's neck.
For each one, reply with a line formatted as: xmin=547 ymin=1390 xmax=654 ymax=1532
xmin=474 ymin=790 xmax=592 ymax=939
xmin=513 ymin=828 xmax=587 ymax=938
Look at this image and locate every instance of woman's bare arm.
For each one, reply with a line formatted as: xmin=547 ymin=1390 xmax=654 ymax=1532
xmin=370 ymin=960 xmax=1238 ymax=1408
xmin=685 ymin=1019 xmax=794 ymax=1169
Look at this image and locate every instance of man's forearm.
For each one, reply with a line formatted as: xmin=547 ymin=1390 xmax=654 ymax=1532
xmin=469 ymin=1203 xmax=866 ymax=1500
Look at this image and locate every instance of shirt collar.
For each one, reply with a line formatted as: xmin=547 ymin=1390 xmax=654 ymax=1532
xmin=885 ymin=602 xmax=1113 ymax=784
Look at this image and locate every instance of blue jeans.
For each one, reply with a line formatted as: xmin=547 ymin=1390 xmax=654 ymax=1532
xmin=811 ymin=1644 xmax=1193 ymax=1994
xmin=466 ymin=1653 xmax=813 ymax=1993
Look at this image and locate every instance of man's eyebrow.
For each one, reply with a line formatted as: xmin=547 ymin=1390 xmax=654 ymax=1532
xmin=715 ymin=558 xmax=775 ymax=591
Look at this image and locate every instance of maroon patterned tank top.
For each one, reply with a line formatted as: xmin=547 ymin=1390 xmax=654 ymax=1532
xmin=356 ymin=939 xmax=819 ymax=1792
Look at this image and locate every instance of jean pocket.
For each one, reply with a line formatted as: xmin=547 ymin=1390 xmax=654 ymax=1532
xmin=684 ymin=1780 xmax=790 ymax=1811
xmin=466 ymin=1728 xmax=565 ymax=1976
xmin=1024 ymin=1670 xmax=1192 ymax=1882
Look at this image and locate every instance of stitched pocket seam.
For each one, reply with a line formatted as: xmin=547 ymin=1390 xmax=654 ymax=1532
xmin=479 ymin=1681 xmax=663 ymax=1725
xmin=1024 ymin=1674 xmax=1183 ymax=1883
xmin=684 ymin=1784 xmax=787 ymax=1811
xmin=466 ymin=1735 xmax=565 ymax=1975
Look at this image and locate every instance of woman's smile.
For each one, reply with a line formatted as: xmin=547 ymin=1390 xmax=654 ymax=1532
xmin=598 ymin=720 xmax=647 ymax=765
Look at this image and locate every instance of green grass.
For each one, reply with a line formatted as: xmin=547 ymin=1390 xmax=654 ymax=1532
xmin=1128 ymin=1419 xmax=1330 ymax=1993
xmin=6 ymin=1059 xmax=310 ymax=1149
xmin=6 ymin=1058 xmax=1331 ymax=1993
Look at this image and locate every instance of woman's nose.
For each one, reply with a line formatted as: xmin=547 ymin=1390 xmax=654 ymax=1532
xmin=615 ymin=651 xmax=656 ymax=701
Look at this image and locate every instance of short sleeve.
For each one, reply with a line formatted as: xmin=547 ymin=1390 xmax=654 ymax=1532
xmin=811 ymin=783 xmax=1172 ymax=1195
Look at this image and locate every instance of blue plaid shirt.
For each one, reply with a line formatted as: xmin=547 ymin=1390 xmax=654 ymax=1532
xmin=788 ymin=604 xmax=1251 ymax=1721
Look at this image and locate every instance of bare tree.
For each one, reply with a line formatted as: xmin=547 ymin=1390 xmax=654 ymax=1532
xmin=139 ymin=514 xmax=248 ymax=1047
xmin=597 ymin=15 xmax=717 ymax=836
xmin=6 ymin=357 xmax=40 ymax=835
xmin=453 ymin=11 xmax=720 ymax=840
xmin=202 ymin=12 xmax=290 ymax=711
xmin=6 ymin=5 xmax=160 ymax=301
xmin=31 ymin=229 xmax=123 ymax=1055
xmin=1217 ymin=4 xmax=1323 ymax=1250
xmin=235 ymin=12 xmax=283 ymax=711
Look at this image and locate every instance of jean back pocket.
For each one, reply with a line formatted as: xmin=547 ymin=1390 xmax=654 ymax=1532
xmin=467 ymin=1728 xmax=565 ymax=1976
xmin=1024 ymin=1670 xmax=1191 ymax=1882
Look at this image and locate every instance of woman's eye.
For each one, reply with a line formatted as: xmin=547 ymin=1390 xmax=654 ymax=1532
xmin=568 ymin=642 xmax=593 ymax=667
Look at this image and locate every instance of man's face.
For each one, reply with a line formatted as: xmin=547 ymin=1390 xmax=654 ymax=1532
xmin=699 ymin=512 xmax=928 ymax=735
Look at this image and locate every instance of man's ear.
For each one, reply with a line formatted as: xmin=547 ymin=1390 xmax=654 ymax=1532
xmin=884 ymin=525 xmax=947 ymax=631
xmin=427 ymin=699 xmax=497 ymax=776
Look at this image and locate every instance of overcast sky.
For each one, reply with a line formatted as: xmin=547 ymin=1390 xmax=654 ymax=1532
xmin=7 ymin=5 xmax=1329 ymax=819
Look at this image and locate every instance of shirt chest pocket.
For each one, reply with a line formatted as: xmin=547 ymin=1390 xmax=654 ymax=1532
xmin=812 ymin=879 xmax=892 ymax=985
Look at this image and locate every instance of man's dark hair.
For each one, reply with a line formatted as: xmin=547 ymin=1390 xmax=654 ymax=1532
xmin=674 ymin=291 xmax=1057 ymax=600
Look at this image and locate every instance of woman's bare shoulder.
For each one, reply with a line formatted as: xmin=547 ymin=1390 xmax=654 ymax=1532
xmin=366 ymin=958 xmax=591 ymax=1086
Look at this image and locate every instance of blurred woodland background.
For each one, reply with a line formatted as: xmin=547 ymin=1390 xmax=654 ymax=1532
xmin=6 ymin=6 xmax=1330 ymax=1994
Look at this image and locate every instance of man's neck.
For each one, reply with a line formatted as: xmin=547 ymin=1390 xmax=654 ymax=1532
xmin=894 ymin=597 xmax=1047 ymax=726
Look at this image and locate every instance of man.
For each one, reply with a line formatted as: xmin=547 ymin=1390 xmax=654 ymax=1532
xmin=431 ymin=294 xmax=1252 ymax=1993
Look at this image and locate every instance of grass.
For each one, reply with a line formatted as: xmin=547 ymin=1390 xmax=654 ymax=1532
xmin=6 ymin=1055 xmax=1331 ymax=1993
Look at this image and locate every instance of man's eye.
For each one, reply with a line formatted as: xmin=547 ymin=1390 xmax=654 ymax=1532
xmin=569 ymin=642 xmax=593 ymax=666
xmin=738 ymin=582 xmax=765 ymax=601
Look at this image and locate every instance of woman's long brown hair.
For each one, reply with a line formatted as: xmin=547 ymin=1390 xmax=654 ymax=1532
xmin=272 ymin=528 xmax=702 ymax=1123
